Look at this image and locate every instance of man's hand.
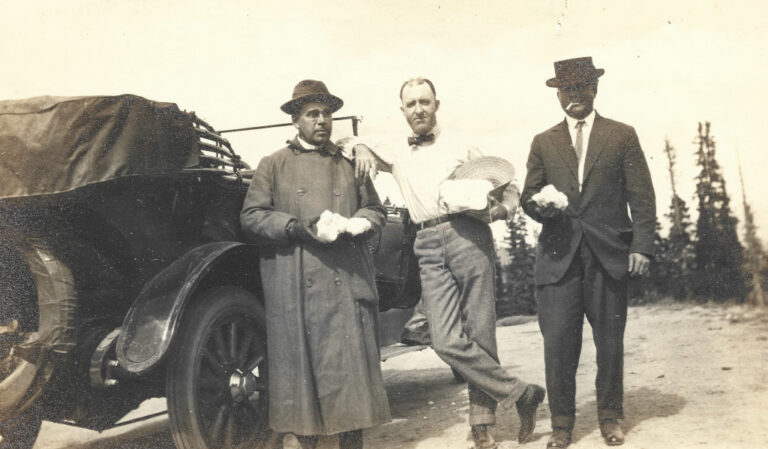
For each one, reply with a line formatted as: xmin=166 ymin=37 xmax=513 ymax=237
xmin=287 ymin=218 xmax=332 ymax=246
xmin=464 ymin=197 xmax=508 ymax=223
xmin=532 ymin=201 xmax=562 ymax=219
xmin=628 ymin=253 xmax=650 ymax=277
xmin=354 ymin=144 xmax=378 ymax=179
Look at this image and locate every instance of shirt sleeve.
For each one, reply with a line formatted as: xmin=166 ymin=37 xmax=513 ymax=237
xmin=336 ymin=135 xmax=395 ymax=173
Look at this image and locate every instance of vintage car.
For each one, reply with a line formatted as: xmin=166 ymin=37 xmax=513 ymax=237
xmin=0 ymin=95 xmax=421 ymax=449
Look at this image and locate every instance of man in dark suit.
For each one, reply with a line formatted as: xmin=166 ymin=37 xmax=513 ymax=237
xmin=521 ymin=57 xmax=656 ymax=448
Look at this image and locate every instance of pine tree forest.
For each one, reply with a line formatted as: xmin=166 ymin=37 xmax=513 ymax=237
xmin=495 ymin=122 xmax=767 ymax=316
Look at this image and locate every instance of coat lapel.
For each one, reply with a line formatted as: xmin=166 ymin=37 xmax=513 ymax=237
xmin=548 ymin=120 xmax=579 ymax=181
xmin=582 ymin=113 xmax=613 ymax=185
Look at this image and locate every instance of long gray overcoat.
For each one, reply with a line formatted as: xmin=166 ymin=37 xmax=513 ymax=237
xmin=240 ymin=138 xmax=391 ymax=435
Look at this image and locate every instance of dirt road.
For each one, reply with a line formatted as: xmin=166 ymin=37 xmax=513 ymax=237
xmin=29 ymin=303 xmax=768 ymax=449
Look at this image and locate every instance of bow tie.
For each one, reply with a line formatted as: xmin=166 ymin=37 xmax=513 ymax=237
xmin=407 ymin=133 xmax=435 ymax=146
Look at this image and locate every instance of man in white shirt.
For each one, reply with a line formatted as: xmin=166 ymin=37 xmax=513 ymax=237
xmin=351 ymin=78 xmax=545 ymax=449
xmin=521 ymin=57 xmax=656 ymax=448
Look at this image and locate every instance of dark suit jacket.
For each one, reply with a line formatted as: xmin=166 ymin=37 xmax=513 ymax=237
xmin=521 ymin=113 xmax=656 ymax=285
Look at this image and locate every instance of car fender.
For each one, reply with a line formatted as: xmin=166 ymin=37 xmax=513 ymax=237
xmin=116 ymin=241 xmax=261 ymax=375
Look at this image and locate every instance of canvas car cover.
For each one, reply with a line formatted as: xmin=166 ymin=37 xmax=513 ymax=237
xmin=0 ymin=94 xmax=199 ymax=200
xmin=0 ymin=95 xmax=198 ymax=372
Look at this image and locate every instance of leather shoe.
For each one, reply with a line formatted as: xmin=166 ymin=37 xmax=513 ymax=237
xmin=470 ymin=425 xmax=498 ymax=449
xmin=599 ymin=419 xmax=625 ymax=446
xmin=546 ymin=427 xmax=572 ymax=448
xmin=515 ymin=384 xmax=546 ymax=443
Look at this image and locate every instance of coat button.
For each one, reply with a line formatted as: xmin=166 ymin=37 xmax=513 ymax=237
xmin=334 ymin=277 xmax=342 ymax=286
xmin=306 ymin=278 xmax=314 ymax=288
xmin=297 ymin=188 xmax=306 ymax=196
xmin=333 ymin=189 xmax=342 ymax=197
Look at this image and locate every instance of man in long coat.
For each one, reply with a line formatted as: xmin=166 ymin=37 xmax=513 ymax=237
xmin=521 ymin=57 xmax=656 ymax=448
xmin=240 ymin=80 xmax=390 ymax=449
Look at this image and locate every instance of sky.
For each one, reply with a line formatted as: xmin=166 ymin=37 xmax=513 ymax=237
xmin=3 ymin=0 xmax=768 ymax=241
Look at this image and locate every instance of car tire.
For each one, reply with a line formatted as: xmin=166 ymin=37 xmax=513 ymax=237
xmin=0 ymin=404 xmax=42 ymax=449
xmin=166 ymin=286 xmax=270 ymax=449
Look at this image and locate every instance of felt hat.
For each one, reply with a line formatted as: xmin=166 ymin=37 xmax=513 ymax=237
xmin=280 ymin=80 xmax=344 ymax=115
xmin=546 ymin=57 xmax=605 ymax=88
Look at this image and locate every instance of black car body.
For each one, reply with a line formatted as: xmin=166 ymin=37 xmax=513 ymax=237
xmin=0 ymin=95 xmax=419 ymax=449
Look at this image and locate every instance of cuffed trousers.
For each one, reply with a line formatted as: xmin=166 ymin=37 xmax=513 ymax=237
xmin=414 ymin=216 xmax=528 ymax=425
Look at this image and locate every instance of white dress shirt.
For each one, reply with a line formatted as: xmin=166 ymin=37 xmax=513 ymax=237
xmin=345 ymin=126 xmax=483 ymax=224
xmin=297 ymin=135 xmax=321 ymax=150
xmin=564 ymin=109 xmax=596 ymax=191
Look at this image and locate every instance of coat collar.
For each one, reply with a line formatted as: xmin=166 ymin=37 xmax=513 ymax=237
xmin=549 ymin=120 xmax=578 ymax=181
xmin=287 ymin=136 xmax=339 ymax=156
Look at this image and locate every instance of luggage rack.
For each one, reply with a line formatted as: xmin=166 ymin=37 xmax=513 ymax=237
xmin=188 ymin=114 xmax=250 ymax=176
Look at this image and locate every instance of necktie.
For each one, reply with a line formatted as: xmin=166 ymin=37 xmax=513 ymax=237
xmin=407 ymin=133 xmax=435 ymax=146
xmin=574 ymin=120 xmax=586 ymax=161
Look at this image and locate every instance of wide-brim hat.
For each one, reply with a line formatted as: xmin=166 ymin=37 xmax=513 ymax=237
xmin=280 ymin=79 xmax=344 ymax=115
xmin=448 ymin=156 xmax=519 ymax=212
xmin=449 ymin=156 xmax=516 ymax=187
xmin=546 ymin=57 xmax=605 ymax=88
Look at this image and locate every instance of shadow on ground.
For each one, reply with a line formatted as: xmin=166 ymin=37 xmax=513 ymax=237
xmin=355 ymin=366 xmax=474 ymax=449
xmin=569 ymin=387 xmax=687 ymax=444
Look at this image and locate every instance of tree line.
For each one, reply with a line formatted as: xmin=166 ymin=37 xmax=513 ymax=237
xmin=495 ymin=121 xmax=767 ymax=317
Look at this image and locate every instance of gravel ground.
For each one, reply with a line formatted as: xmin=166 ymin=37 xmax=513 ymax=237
xmin=25 ymin=303 xmax=768 ymax=449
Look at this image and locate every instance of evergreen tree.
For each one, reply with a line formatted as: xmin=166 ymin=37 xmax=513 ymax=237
xmin=658 ymin=139 xmax=696 ymax=299
xmin=737 ymin=152 xmax=766 ymax=306
xmin=497 ymin=211 xmax=536 ymax=316
xmin=692 ymin=122 xmax=745 ymax=301
xmin=635 ymin=218 xmax=665 ymax=303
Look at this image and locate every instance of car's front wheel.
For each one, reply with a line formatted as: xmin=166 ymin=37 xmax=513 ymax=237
xmin=166 ymin=286 xmax=270 ymax=449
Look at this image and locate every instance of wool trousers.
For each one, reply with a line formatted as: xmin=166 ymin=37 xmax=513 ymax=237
xmin=413 ymin=216 xmax=528 ymax=425
xmin=536 ymin=238 xmax=628 ymax=430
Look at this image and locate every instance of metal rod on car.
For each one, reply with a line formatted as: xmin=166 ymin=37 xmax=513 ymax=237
xmin=218 ymin=116 xmax=362 ymax=134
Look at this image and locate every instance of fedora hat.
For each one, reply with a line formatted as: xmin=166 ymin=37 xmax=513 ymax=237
xmin=280 ymin=80 xmax=344 ymax=115
xmin=546 ymin=57 xmax=605 ymax=88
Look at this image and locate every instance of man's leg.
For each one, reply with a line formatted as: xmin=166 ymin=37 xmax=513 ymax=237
xmin=277 ymin=434 xmax=319 ymax=449
xmin=413 ymin=220 xmax=528 ymax=422
xmin=582 ymin=245 xmax=628 ymax=422
xmin=338 ymin=430 xmax=363 ymax=449
xmin=400 ymin=299 xmax=431 ymax=345
xmin=536 ymin=246 xmax=586 ymax=432
xmin=444 ymin=218 xmax=501 ymax=426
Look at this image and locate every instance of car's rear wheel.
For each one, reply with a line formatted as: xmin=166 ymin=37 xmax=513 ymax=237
xmin=0 ymin=242 xmax=47 ymax=449
xmin=166 ymin=286 xmax=270 ymax=449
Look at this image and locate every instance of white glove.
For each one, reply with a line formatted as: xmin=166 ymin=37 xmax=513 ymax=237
xmin=531 ymin=184 xmax=568 ymax=210
xmin=316 ymin=210 xmax=350 ymax=243
xmin=345 ymin=217 xmax=372 ymax=236
xmin=439 ymin=179 xmax=494 ymax=212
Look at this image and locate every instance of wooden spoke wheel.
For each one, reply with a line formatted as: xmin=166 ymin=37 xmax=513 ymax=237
xmin=166 ymin=286 xmax=269 ymax=449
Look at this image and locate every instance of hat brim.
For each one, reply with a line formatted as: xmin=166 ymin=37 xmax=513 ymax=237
xmin=448 ymin=156 xmax=516 ymax=187
xmin=280 ymin=94 xmax=344 ymax=114
xmin=446 ymin=156 xmax=518 ymax=216
xmin=545 ymin=68 xmax=605 ymax=88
